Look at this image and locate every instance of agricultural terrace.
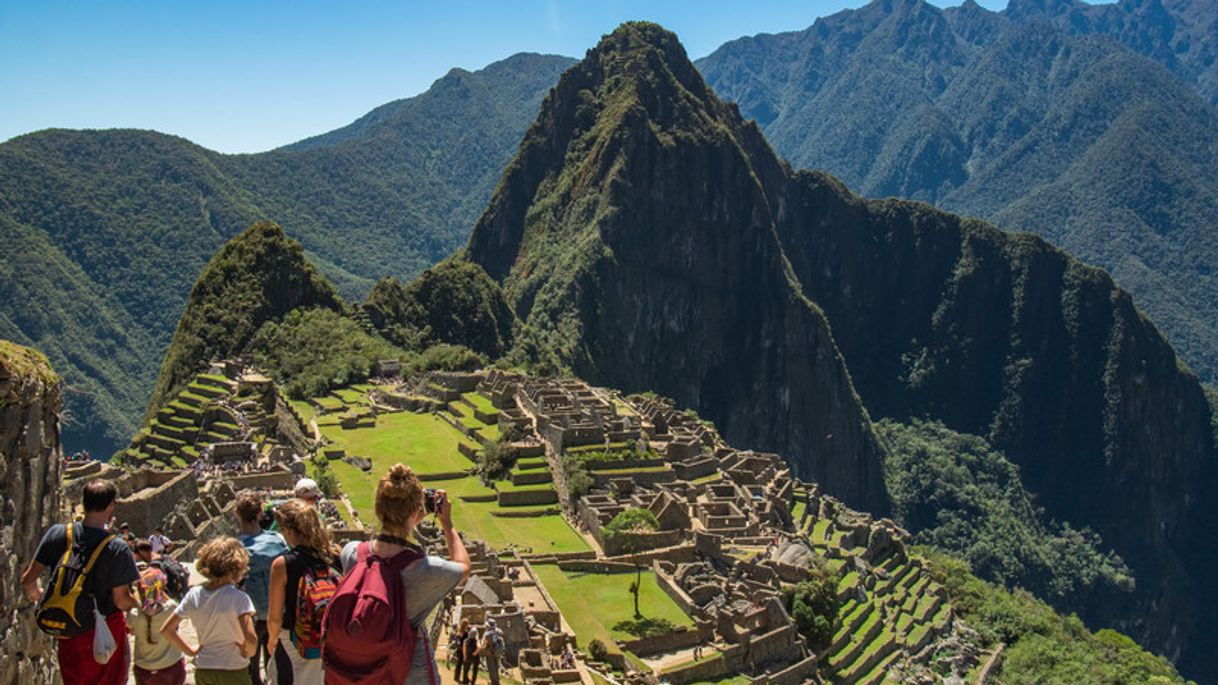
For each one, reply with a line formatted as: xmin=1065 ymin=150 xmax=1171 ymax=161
xmin=306 ymin=385 xmax=589 ymax=554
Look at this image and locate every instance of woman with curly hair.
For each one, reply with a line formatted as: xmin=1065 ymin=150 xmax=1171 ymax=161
xmin=161 ymin=536 xmax=257 ymax=685
xmin=336 ymin=463 xmax=471 ymax=685
xmin=267 ymin=498 xmax=339 ymax=685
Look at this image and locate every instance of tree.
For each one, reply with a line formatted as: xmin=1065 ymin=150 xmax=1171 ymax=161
xmin=603 ymin=508 xmax=660 ymax=618
xmin=784 ymin=565 xmax=841 ymax=649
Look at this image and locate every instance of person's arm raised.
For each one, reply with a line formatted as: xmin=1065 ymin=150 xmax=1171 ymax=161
xmin=435 ymin=490 xmax=470 ymax=580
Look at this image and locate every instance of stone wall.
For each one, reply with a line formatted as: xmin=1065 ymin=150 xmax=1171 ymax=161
xmin=113 ymin=470 xmax=199 ymax=535
xmin=226 ymin=468 xmax=297 ymax=490
xmin=0 ymin=342 xmax=63 ymax=685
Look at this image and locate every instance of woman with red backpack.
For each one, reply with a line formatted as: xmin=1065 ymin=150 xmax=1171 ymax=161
xmin=266 ymin=499 xmax=340 ymax=685
xmin=325 ymin=463 xmax=471 ymax=685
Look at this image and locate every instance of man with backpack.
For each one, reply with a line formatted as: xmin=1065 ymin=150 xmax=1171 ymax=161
xmin=477 ymin=617 xmax=506 ymax=685
xmin=20 ymin=479 xmax=140 ymax=685
xmin=134 ymin=539 xmax=191 ymax=602
xmin=235 ymin=490 xmax=288 ymax=685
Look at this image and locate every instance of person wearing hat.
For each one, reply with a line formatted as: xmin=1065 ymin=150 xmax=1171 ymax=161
xmin=476 ymin=617 xmax=505 ymax=685
xmin=293 ymin=478 xmax=322 ymax=505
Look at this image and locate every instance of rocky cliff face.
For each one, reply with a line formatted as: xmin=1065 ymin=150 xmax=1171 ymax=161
xmin=466 ymin=23 xmax=890 ymax=513
xmin=773 ymin=174 xmax=1218 ymax=669
xmin=0 ymin=341 xmax=64 ymax=685
xmin=465 ymin=21 xmax=1218 ymax=679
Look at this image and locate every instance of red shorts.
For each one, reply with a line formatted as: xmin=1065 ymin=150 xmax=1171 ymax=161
xmin=134 ymin=658 xmax=187 ymax=685
xmin=56 ymin=611 xmax=130 ymax=685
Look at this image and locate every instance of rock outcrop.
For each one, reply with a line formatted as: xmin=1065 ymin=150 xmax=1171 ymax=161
xmin=0 ymin=340 xmax=63 ymax=685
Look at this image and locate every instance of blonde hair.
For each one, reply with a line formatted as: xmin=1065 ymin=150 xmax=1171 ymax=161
xmin=274 ymin=498 xmax=336 ymax=561
xmin=196 ymin=536 xmax=249 ymax=582
xmin=375 ymin=463 xmax=424 ymax=532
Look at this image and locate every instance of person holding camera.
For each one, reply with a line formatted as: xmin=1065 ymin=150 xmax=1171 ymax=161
xmin=338 ymin=463 xmax=471 ymax=685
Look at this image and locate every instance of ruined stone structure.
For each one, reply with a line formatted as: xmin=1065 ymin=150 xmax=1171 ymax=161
xmin=0 ymin=343 xmax=63 ymax=685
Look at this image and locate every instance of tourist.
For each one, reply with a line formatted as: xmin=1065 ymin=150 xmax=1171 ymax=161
xmin=21 ymin=479 xmax=139 ymax=685
xmin=293 ymin=477 xmax=322 ymax=506
xmin=267 ymin=499 xmax=339 ymax=685
xmin=120 ymin=521 xmax=138 ymax=548
xmin=161 ymin=536 xmax=258 ymax=685
xmin=130 ymin=563 xmax=186 ymax=685
xmin=462 ymin=623 xmax=481 ymax=684
xmin=476 ymin=617 xmax=506 ymax=685
xmin=451 ymin=618 xmax=471 ymax=675
xmin=150 ymin=526 xmax=173 ymax=554
xmin=236 ymin=491 xmax=288 ymax=685
xmin=338 ymin=463 xmax=471 ymax=685
xmin=559 ymin=644 xmax=576 ymax=670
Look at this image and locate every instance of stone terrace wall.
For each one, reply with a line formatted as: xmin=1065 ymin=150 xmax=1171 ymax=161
xmin=0 ymin=343 xmax=63 ymax=685
xmin=113 ymin=470 xmax=198 ymax=533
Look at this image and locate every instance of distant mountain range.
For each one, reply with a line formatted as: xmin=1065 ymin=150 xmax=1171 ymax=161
xmin=697 ymin=0 xmax=1218 ymax=386
xmin=0 ymin=53 xmax=574 ymax=454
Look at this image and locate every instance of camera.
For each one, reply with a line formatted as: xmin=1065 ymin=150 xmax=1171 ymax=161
xmin=424 ymin=488 xmax=444 ymax=514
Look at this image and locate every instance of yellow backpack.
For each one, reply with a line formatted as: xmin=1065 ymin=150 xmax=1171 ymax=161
xmin=35 ymin=523 xmax=116 ymax=637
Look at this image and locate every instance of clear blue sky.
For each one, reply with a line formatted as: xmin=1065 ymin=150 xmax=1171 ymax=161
xmin=1 ymin=0 xmax=1011 ymax=154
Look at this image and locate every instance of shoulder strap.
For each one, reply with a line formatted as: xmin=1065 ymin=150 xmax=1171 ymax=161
xmin=82 ymin=532 xmax=118 ymax=575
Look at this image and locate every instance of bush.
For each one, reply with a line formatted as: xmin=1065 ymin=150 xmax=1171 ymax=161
xmin=602 ymin=508 xmax=660 ymax=538
xmin=785 ymin=566 xmax=840 ymax=649
xmin=587 ymin=638 xmax=609 ymax=662
xmin=477 ymin=439 xmax=513 ymax=484
xmin=563 ymin=459 xmax=593 ymax=499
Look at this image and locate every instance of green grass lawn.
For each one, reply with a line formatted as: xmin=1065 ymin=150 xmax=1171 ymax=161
xmin=318 ymin=410 xmax=474 ymax=476
xmin=314 ymin=395 xmax=346 ymax=411
xmin=334 ymin=387 xmax=368 ymax=404
xmin=531 ymin=564 xmax=693 ymax=650
xmin=462 ymin=392 xmax=498 ymax=415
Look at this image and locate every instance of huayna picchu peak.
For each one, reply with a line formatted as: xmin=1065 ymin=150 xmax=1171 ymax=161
xmin=465 ymin=20 xmax=1218 ymax=680
xmin=468 ymin=22 xmax=892 ymax=516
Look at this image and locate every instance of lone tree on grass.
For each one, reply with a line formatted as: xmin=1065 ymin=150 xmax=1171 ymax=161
xmin=602 ymin=508 xmax=660 ymax=617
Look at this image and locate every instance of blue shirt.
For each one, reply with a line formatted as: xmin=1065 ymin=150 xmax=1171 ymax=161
xmin=240 ymin=530 xmax=288 ymax=619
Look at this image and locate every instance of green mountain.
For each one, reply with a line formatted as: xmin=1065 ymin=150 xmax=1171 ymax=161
xmin=467 ymin=23 xmax=891 ymax=513
xmin=146 ymin=221 xmax=346 ymax=415
xmin=463 ymin=22 xmax=1218 ymax=681
xmin=696 ymin=0 xmax=1218 ymax=388
xmin=362 ymin=259 xmax=517 ymax=358
xmin=0 ymin=52 xmax=574 ymax=455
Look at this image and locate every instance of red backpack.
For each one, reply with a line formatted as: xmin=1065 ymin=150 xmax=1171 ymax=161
xmin=322 ymin=542 xmax=425 ymax=685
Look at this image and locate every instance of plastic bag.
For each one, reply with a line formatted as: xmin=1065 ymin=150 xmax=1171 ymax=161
xmin=92 ymin=605 xmax=116 ymax=664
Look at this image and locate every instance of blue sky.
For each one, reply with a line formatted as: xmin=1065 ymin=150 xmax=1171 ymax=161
xmin=2 ymin=0 xmax=1012 ymax=154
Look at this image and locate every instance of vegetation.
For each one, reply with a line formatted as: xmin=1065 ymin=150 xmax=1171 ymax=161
xmin=403 ymin=343 xmax=485 ymax=376
xmin=363 ymin=260 xmax=517 ymax=357
xmin=601 ymin=508 xmax=660 ymax=539
xmin=250 ymin=307 xmax=406 ymax=399
xmin=475 ymin=439 xmax=513 ymax=485
xmin=920 ymin=549 xmax=1190 ymax=685
xmin=562 ymin=458 xmax=594 ymax=499
xmin=877 ymin=419 xmax=1133 ymax=616
xmin=145 ymin=221 xmax=346 ymax=419
xmin=784 ymin=566 xmax=841 ymax=650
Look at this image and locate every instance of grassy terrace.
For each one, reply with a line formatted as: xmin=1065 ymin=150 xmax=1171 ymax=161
xmin=311 ymin=387 xmax=588 ymax=554
xmin=461 ymin=391 xmax=498 ymax=415
xmin=531 ymin=564 xmax=693 ymax=650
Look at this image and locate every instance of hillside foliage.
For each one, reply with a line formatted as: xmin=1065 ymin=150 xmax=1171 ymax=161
xmin=921 ymin=549 xmax=1190 ymax=685
xmin=877 ymin=419 xmax=1132 ymax=615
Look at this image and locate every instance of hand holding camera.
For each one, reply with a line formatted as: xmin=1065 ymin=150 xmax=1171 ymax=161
xmin=424 ymin=488 xmax=454 ymax=531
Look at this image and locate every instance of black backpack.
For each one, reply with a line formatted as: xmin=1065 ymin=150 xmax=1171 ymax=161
xmin=35 ymin=523 xmax=115 ymax=637
xmin=151 ymin=557 xmax=190 ymax=600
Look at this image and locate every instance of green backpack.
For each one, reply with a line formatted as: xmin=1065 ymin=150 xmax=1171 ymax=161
xmin=35 ymin=523 xmax=116 ymax=637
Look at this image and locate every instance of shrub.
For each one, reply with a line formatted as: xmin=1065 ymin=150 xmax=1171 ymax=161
xmin=602 ymin=508 xmax=660 ymax=538
xmin=784 ymin=566 xmax=840 ymax=649
xmin=477 ymin=439 xmax=513 ymax=484
xmin=563 ymin=459 xmax=593 ymax=499
xmin=587 ymin=638 xmax=609 ymax=662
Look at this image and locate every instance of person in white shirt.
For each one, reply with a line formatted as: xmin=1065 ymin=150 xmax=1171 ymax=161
xmin=161 ymin=537 xmax=258 ymax=685
xmin=149 ymin=527 xmax=172 ymax=554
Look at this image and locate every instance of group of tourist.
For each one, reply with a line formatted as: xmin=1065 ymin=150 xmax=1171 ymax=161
xmin=449 ymin=616 xmax=508 ymax=685
xmin=20 ymin=463 xmax=473 ymax=685
xmin=64 ymin=449 xmax=94 ymax=463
